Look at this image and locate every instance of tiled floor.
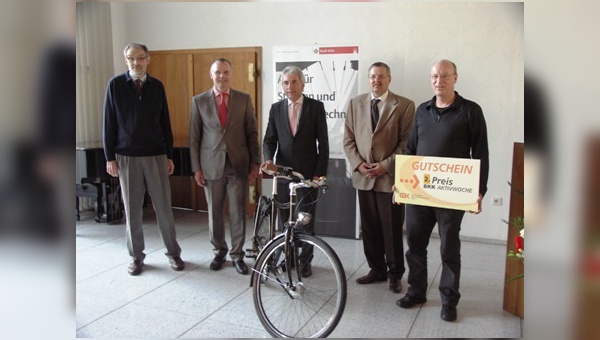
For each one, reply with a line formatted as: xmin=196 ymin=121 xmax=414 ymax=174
xmin=76 ymin=207 xmax=522 ymax=338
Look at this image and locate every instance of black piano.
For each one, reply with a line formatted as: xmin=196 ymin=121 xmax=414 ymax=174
xmin=76 ymin=142 xmax=192 ymax=223
xmin=76 ymin=142 xmax=122 ymax=223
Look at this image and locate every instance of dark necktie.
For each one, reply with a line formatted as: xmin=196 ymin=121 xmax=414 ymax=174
xmin=134 ymin=79 xmax=143 ymax=97
xmin=371 ymin=98 xmax=380 ymax=131
xmin=218 ymin=93 xmax=228 ymax=128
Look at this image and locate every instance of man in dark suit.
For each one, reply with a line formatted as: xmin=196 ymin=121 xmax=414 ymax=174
xmin=344 ymin=61 xmax=415 ymax=293
xmin=189 ymin=58 xmax=260 ymax=275
xmin=262 ymin=65 xmax=329 ymax=278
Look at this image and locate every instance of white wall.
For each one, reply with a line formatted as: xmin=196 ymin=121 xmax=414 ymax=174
xmin=108 ymin=2 xmax=523 ymax=242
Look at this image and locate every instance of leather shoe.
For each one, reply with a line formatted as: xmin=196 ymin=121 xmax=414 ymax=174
xmin=396 ymin=294 xmax=427 ymax=308
xmin=441 ymin=304 xmax=457 ymax=322
xmin=128 ymin=259 xmax=143 ymax=276
xmin=300 ymin=262 xmax=312 ymax=278
xmin=169 ymin=256 xmax=185 ymax=271
xmin=210 ymin=254 xmax=226 ymax=271
xmin=388 ymin=278 xmax=402 ymax=294
xmin=355 ymin=271 xmax=387 ymax=284
xmin=233 ymin=260 xmax=249 ymax=275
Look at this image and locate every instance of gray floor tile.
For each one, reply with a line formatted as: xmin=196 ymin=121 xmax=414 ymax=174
xmin=76 ymin=206 xmax=522 ymax=338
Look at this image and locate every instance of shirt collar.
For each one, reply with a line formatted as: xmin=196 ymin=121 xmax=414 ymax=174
xmin=288 ymin=95 xmax=304 ymax=106
xmin=371 ymin=90 xmax=389 ymax=102
xmin=212 ymin=87 xmax=230 ymax=98
xmin=427 ymin=91 xmax=463 ymax=110
xmin=128 ymin=71 xmax=147 ymax=83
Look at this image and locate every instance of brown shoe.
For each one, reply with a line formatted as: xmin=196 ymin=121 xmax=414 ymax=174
xmin=355 ymin=270 xmax=387 ymax=284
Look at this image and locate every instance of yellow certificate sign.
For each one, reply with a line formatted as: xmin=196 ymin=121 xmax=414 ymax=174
xmin=394 ymin=155 xmax=480 ymax=211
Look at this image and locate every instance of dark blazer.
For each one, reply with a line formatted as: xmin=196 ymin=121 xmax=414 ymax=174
xmin=263 ymin=95 xmax=329 ymax=179
xmin=189 ymin=88 xmax=259 ymax=180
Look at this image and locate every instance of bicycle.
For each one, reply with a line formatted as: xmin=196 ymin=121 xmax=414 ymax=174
xmin=248 ymin=163 xmax=347 ymax=338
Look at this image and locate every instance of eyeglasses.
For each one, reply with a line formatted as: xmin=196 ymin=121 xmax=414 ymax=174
xmin=126 ymin=56 xmax=147 ymax=63
xmin=369 ymin=75 xmax=389 ymax=81
xmin=430 ymin=73 xmax=455 ymax=81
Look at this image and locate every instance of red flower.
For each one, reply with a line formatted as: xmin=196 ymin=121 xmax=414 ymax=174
xmin=515 ymin=235 xmax=524 ymax=252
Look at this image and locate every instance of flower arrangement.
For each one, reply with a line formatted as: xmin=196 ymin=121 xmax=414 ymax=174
xmin=504 ymin=181 xmax=524 ymax=281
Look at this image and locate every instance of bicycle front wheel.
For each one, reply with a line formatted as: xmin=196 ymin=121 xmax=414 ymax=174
xmin=251 ymin=234 xmax=347 ymax=338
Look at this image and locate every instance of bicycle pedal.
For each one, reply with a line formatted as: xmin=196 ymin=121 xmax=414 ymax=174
xmin=245 ymin=249 xmax=259 ymax=258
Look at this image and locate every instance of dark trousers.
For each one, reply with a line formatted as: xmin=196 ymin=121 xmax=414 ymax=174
xmin=405 ymin=204 xmax=465 ymax=306
xmin=357 ymin=190 xmax=405 ymax=278
xmin=276 ymin=181 xmax=318 ymax=263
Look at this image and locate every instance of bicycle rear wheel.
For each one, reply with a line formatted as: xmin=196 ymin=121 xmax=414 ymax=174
xmin=246 ymin=196 xmax=273 ymax=258
xmin=251 ymin=234 xmax=347 ymax=338
xmin=252 ymin=195 xmax=272 ymax=252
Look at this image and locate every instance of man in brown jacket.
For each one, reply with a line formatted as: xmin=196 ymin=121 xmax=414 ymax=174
xmin=343 ymin=61 xmax=415 ymax=293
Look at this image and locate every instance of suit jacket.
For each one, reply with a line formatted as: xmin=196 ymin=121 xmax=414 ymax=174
xmin=343 ymin=91 xmax=415 ymax=192
xmin=263 ymin=95 xmax=329 ymax=179
xmin=189 ymin=88 xmax=260 ymax=180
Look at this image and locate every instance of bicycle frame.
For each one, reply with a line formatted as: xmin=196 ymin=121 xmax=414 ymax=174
xmin=251 ymin=164 xmax=325 ymax=288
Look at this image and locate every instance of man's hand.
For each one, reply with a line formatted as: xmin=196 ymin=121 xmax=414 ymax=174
xmin=106 ymin=160 xmax=119 ymax=177
xmin=249 ymin=163 xmax=260 ymax=181
xmin=194 ymin=170 xmax=205 ymax=188
xmin=167 ymin=159 xmax=175 ymax=175
xmin=359 ymin=162 xmax=386 ymax=179
xmin=259 ymin=160 xmax=273 ymax=175
xmin=468 ymin=194 xmax=483 ymax=214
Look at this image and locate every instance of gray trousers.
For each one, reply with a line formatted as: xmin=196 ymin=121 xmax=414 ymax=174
xmin=117 ymin=154 xmax=181 ymax=261
xmin=204 ymin=157 xmax=247 ymax=261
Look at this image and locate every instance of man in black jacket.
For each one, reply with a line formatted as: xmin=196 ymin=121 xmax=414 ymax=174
xmin=396 ymin=59 xmax=489 ymax=322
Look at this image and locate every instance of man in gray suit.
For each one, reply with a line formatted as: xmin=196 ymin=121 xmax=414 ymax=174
xmin=189 ymin=58 xmax=260 ymax=275
xmin=262 ymin=65 xmax=329 ymax=278
xmin=344 ymin=61 xmax=415 ymax=293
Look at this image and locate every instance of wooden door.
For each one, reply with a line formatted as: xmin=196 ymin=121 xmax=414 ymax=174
xmin=147 ymin=47 xmax=262 ymax=216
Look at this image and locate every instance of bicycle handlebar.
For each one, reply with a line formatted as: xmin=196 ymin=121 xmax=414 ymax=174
xmin=260 ymin=163 xmax=327 ymax=190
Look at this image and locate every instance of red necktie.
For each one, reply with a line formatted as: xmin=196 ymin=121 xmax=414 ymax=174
xmin=289 ymin=101 xmax=299 ymax=136
xmin=218 ymin=93 xmax=228 ymax=128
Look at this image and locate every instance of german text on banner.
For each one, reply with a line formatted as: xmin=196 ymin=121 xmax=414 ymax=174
xmin=394 ymin=155 xmax=480 ymax=211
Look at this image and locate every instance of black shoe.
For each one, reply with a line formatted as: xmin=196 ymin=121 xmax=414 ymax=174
xmin=169 ymin=256 xmax=185 ymax=271
xmin=388 ymin=278 xmax=402 ymax=294
xmin=300 ymin=262 xmax=312 ymax=278
xmin=210 ymin=254 xmax=226 ymax=271
xmin=441 ymin=304 xmax=457 ymax=322
xmin=233 ymin=260 xmax=249 ymax=275
xmin=355 ymin=270 xmax=387 ymax=284
xmin=396 ymin=294 xmax=427 ymax=308
xmin=128 ymin=259 xmax=143 ymax=276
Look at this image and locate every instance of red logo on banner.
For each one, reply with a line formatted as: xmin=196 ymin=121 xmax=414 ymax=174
xmin=319 ymin=46 xmax=359 ymax=55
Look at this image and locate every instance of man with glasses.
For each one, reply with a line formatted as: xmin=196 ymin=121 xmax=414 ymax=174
xmin=396 ymin=59 xmax=489 ymax=322
xmin=344 ymin=62 xmax=415 ymax=294
xmin=103 ymin=43 xmax=184 ymax=275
